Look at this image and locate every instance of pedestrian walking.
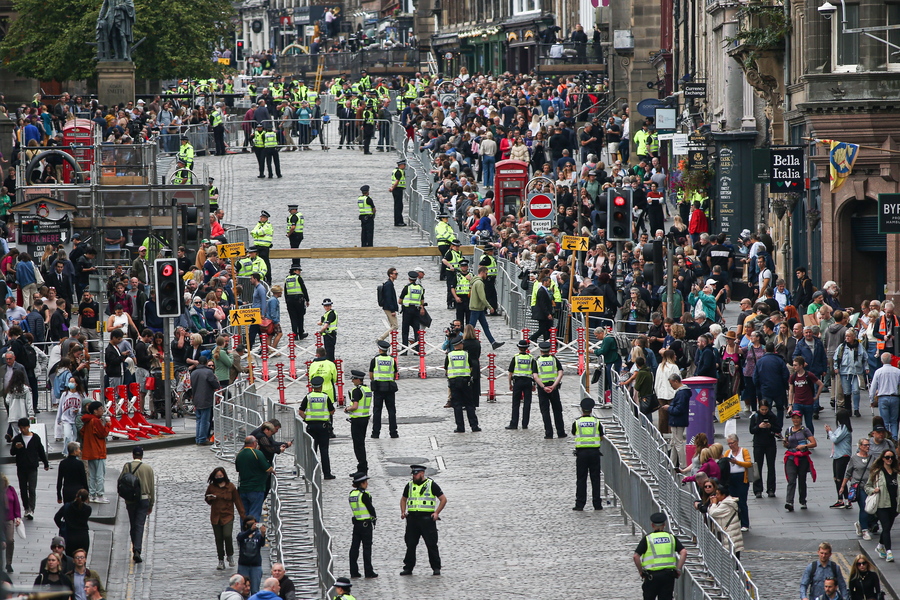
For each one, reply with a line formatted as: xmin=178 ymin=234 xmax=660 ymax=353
xmin=572 ymin=398 xmax=604 ymax=511
xmin=866 ymin=448 xmax=899 ymax=563
xmin=800 ymin=542 xmax=848 ymax=600
xmin=749 ymin=402 xmax=779 ymax=498
xmin=67 ymin=548 xmax=107 ymax=599
xmin=317 ymin=299 xmax=338 ymax=362
xmin=468 ymin=266 xmax=504 ymax=350
xmin=723 ymin=434 xmax=752 ymax=531
xmin=847 ymin=554 xmax=881 ymax=600
xmin=237 ymin=515 xmax=267 ymax=595
xmin=377 ymin=268 xmax=399 ymax=342
xmin=507 ymin=339 xmax=534 ymax=429
xmin=57 ymin=442 xmax=88 ymax=505
xmin=869 ymin=352 xmax=900 ymax=438
xmin=348 ymin=472 xmax=377 ymax=578
xmin=783 ymin=410 xmax=817 ymax=512
xmin=345 ymin=371 xmax=372 ymax=474
xmin=206 ymin=466 xmax=245 ymax=571
xmin=369 ymin=340 xmax=398 ymax=439
xmin=53 ymin=489 xmax=91 ymax=557
xmin=235 ymin=436 xmax=273 ymax=523
xmin=34 ymin=552 xmax=75 ymax=597
xmin=532 ymin=341 xmax=566 ymax=439
xmin=10 ymin=417 xmax=49 ymax=519
xmin=299 ymin=376 xmax=336 ymax=479
xmin=824 ymin=410 xmax=853 ymax=509
xmin=840 ymin=438 xmax=874 ymax=541
xmin=632 ymin=512 xmax=687 ymax=600
xmin=190 ymin=359 xmax=220 ymax=445
xmin=357 ymin=185 xmax=375 ymax=247
xmin=390 ymin=160 xmax=406 ymax=226
xmin=284 ymin=262 xmax=309 ymax=340
xmin=400 ymin=464 xmax=447 ymax=576
xmin=119 ymin=447 xmax=154 ymax=563
xmin=3 ymin=474 xmax=21 ymax=572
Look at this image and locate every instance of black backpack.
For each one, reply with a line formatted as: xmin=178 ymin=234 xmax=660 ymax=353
xmin=117 ymin=462 xmax=142 ymax=503
xmin=376 ymin=284 xmax=384 ymax=308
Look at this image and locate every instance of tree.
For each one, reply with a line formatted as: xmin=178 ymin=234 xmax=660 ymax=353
xmin=0 ymin=0 xmax=235 ymax=82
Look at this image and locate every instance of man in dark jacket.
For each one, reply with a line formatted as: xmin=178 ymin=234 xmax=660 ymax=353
xmin=754 ymin=343 xmax=790 ymax=429
xmin=529 ymin=277 xmax=555 ymax=342
xmin=104 ymin=330 xmax=127 ymax=390
xmin=57 ymin=441 xmax=89 ymax=504
xmin=793 ymin=267 xmax=814 ymax=313
xmin=378 ymin=268 xmax=399 ymax=343
xmin=10 ymin=418 xmax=49 ymax=518
xmin=665 ymin=373 xmax=691 ymax=469
xmin=190 ymin=360 xmax=220 ymax=445
xmin=749 ymin=401 xmax=780 ymax=498
xmin=693 ymin=334 xmax=718 ymax=378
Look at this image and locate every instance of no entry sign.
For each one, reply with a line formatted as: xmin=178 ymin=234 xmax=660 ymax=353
xmin=527 ymin=193 xmax=555 ymax=220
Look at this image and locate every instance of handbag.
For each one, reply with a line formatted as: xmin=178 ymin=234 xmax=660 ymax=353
xmin=15 ymin=519 xmax=25 ymax=539
xmin=865 ymin=490 xmax=880 ymax=515
xmin=748 ymin=462 xmax=760 ymax=483
xmin=639 ymin=393 xmax=660 ymax=414
xmin=260 ymin=318 xmax=275 ymax=335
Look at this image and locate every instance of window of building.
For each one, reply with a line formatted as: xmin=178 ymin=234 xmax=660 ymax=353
xmin=834 ymin=3 xmax=859 ymax=71
xmin=889 ymin=4 xmax=900 ymax=69
xmin=513 ymin=0 xmax=540 ymax=15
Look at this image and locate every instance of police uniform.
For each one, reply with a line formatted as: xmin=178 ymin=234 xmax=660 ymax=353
xmin=445 ymin=337 xmax=480 ymax=433
xmin=400 ymin=465 xmax=445 ymax=576
xmin=177 ymin=136 xmax=194 ymax=176
xmin=390 ymin=160 xmax=407 ymax=226
xmin=308 ymin=352 xmax=338 ymax=407
xmin=237 ymin=248 xmax=268 ymax=279
xmin=251 ymin=211 xmax=274 ymax=283
xmin=333 ymin=577 xmax=357 ymax=600
xmin=435 ymin=214 xmax=455 ymax=281
xmin=532 ymin=342 xmax=566 ymax=439
xmin=253 ymin=125 xmax=266 ymax=177
xmin=507 ymin=340 xmax=534 ymax=429
xmin=368 ymin=341 xmax=398 ymax=438
xmin=172 ymin=159 xmax=190 ymax=185
xmin=299 ymin=377 xmax=336 ymax=479
xmin=361 ymin=106 xmax=375 ymax=154
xmin=452 ymin=261 xmax=472 ymax=326
xmin=284 ymin=261 xmax=309 ymax=338
xmin=346 ymin=370 xmax=372 ymax=473
xmin=211 ymin=102 xmax=226 ymax=155
xmin=318 ymin=300 xmax=338 ymax=362
xmin=398 ymin=271 xmax=425 ymax=355
xmin=208 ymin=177 xmax=219 ymax=213
xmin=347 ymin=474 xmax=377 ymax=578
xmin=358 ymin=185 xmax=376 ymax=248
xmin=479 ymin=246 xmax=500 ymax=315
xmin=634 ymin=513 xmax=685 ymax=600
xmin=287 ymin=204 xmax=304 ymax=248
xmin=441 ymin=240 xmax=463 ymax=309
xmin=572 ymin=398 xmax=604 ymax=511
xmin=263 ymin=126 xmax=282 ymax=178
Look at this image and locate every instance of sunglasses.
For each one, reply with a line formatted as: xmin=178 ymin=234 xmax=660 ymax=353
xmin=858 ymin=561 xmax=868 ymax=566
xmin=886 ymin=456 xmax=896 ymax=460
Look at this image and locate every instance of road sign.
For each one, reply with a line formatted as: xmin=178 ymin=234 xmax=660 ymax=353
xmin=561 ymin=235 xmax=589 ymax=251
xmin=571 ymin=296 xmax=605 ymax=312
xmin=527 ymin=193 xmax=555 ymax=220
xmin=530 ymin=220 xmax=552 ymax=231
xmin=879 ymin=193 xmax=900 ymax=234
xmin=220 ymin=242 xmax=246 ymax=259
xmin=717 ymin=394 xmax=741 ymax=422
xmin=229 ymin=307 xmax=262 ymax=326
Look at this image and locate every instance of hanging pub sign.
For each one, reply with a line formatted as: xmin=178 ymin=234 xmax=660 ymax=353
xmin=18 ymin=213 xmax=71 ymax=245
xmin=769 ymin=146 xmax=804 ymax=193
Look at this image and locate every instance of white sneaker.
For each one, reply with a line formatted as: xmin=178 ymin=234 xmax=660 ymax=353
xmin=863 ymin=530 xmax=872 ymax=541
xmin=856 ymin=522 xmax=863 ymax=537
xmin=877 ymin=544 xmax=887 ymax=558
xmin=95 ymin=496 xmax=110 ymax=504
xmin=89 ymin=496 xmax=96 ymax=503
xmin=888 ymin=550 xmax=895 ymax=563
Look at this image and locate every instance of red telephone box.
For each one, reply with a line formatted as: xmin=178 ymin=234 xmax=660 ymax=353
xmin=62 ymin=119 xmax=94 ymax=183
xmin=493 ymin=160 xmax=529 ymax=217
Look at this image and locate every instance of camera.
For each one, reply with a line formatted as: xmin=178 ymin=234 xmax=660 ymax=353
xmin=817 ymin=1 xmax=836 ymax=19
xmin=444 ymin=323 xmax=459 ymax=337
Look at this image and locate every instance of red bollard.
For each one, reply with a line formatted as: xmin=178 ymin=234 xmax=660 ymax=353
xmin=418 ymin=329 xmax=427 ymax=379
xmin=390 ymin=330 xmax=400 ymax=380
xmin=474 ymin=329 xmax=481 ymax=341
xmin=288 ymin=333 xmax=297 ymax=379
xmin=276 ymin=363 xmax=286 ymax=404
xmin=315 ymin=332 xmax=323 ymax=348
xmin=336 ymin=359 xmax=345 ymax=406
xmin=522 ymin=328 xmax=530 ymax=341
xmin=260 ymin=334 xmax=270 ymax=381
xmin=549 ymin=328 xmax=558 ymax=354
xmin=232 ymin=334 xmax=241 ymax=350
xmin=487 ymin=352 xmax=497 ymax=402
xmin=304 ymin=360 xmax=313 ymax=392
xmin=577 ymin=327 xmax=586 ymax=376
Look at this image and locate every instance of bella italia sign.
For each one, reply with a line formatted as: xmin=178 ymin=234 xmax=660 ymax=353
xmin=769 ymin=146 xmax=804 ymax=194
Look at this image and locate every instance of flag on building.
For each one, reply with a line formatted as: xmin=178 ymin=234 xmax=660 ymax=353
xmin=822 ymin=139 xmax=860 ymax=191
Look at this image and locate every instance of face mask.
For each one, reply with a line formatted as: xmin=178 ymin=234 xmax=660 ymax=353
xmin=213 ymin=477 xmax=225 ymax=484
xmin=67 ymin=382 xmax=76 ymax=390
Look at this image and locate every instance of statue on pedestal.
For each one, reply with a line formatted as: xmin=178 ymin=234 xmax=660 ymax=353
xmin=96 ymin=0 xmax=136 ymax=61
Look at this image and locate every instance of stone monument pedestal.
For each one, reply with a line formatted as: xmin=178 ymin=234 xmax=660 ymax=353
xmin=97 ymin=61 xmax=135 ymax=107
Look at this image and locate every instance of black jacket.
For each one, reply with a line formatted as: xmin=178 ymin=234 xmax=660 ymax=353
xmin=10 ymin=432 xmax=49 ymax=472
xmin=532 ymin=285 xmax=554 ymax=321
xmin=749 ymin=410 xmax=780 ymax=448
xmin=57 ymin=455 xmax=89 ymax=503
xmin=380 ymin=279 xmax=399 ymax=312
xmin=105 ymin=343 xmax=124 ymax=377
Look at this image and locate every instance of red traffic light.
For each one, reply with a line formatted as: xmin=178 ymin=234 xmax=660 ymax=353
xmin=614 ymin=196 xmax=626 ymax=207
xmin=161 ymin=264 xmax=174 ymax=277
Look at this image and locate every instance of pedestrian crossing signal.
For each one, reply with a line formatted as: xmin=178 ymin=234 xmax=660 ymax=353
xmin=606 ymin=187 xmax=632 ymax=242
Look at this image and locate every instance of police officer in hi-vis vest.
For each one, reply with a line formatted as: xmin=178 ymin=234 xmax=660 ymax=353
xmin=286 ymin=204 xmax=304 ymax=248
xmin=532 ymin=341 xmax=567 ymax=439
xmin=572 ymin=397 xmax=604 ymax=511
xmin=347 ymin=472 xmax=377 ymax=579
xmin=283 ymin=261 xmax=309 ymax=339
xmin=345 ymin=370 xmax=372 ymax=474
xmin=253 ymin=123 xmax=266 ymax=177
xmin=317 ymin=299 xmax=338 ymax=362
xmin=479 ymin=244 xmax=500 ymax=316
xmin=251 ymin=210 xmax=274 ymax=283
xmin=445 ymin=336 xmax=481 ymax=433
xmin=633 ymin=512 xmax=687 ymax=600
xmin=298 ymin=376 xmax=336 ymax=479
xmin=358 ymin=185 xmax=376 ymax=247
xmin=435 ymin=212 xmax=455 ymax=281
xmin=390 ymin=159 xmax=407 ymax=226
xmin=507 ymin=339 xmax=534 ymax=430
xmin=441 ymin=238 xmax=463 ymax=309
xmin=368 ymin=340 xmax=399 ymax=439
xmin=398 ymin=270 xmax=425 ymax=355
xmin=451 ymin=260 xmax=472 ymax=326
xmin=400 ymin=464 xmax=447 ymax=576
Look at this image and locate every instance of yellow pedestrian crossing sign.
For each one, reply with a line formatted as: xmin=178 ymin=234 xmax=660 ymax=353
xmin=561 ymin=235 xmax=589 ymax=251
xmin=220 ymin=243 xmax=246 ymax=259
xmin=229 ymin=307 xmax=262 ymax=326
xmin=571 ymin=296 xmax=605 ymax=312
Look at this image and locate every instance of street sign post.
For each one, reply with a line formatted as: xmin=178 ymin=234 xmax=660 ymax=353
xmin=220 ymin=242 xmax=246 ymax=259
xmin=571 ymin=296 xmax=605 ymax=312
xmin=561 ymin=235 xmax=589 ymax=251
xmin=527 ymin=193 xmax=555 ymax=221
xmin=229 ymin=307 xmax=262 ymax=326
xmin=530 ymin=219 xmax=552 ymax=231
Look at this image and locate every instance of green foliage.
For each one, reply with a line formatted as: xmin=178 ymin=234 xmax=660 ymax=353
xmin=0 ymin=0 xmax=235 ymax=82
xmin=726 ymin=5 xmax=792 ymax=52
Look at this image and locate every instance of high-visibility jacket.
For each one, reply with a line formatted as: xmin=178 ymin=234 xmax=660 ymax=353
xmin=178 ymin=143 xmax=194 ymax=166
xmin=287 ymin=212 xmax=304 ymax=234
xmin=392 ymin=168 xmax=406 ymax=188
xmin=211 ymin=109 xmax=223 ymax=128
xmin=348 ymin=489 xmax=372 ymax=520
xmin=574 ymin=416 xmax=602 ymax=448
xmin=308 ymin=359 xmax=337 ymax=401
xmin=444 ymin=249 xmax=462 ymax=269
xmin=640 ymin=532 xmax=678 ymax=571
xmin=481 ymin=255 xmax=497 ymax=277
xmin=358 ymin=196 xmax=374 ymax=216
xmin=649 ymin=131 xmax=659 ymax=153
xmin=530 ymin=281 xmax=561 ymax=305
xmin=363 ymin=109 xmax=375 ymax=125
xmin=251 ymin=221 xmax=274 ymax=247
xmin=358 ymin=75 xmax=372 ymax=90
xmin=304 ymin=391 xmax=330 ymax=421
xmin=436 ymin=221 xmax=455 ymax=244
xmin=284 ymin=275 xmax=305 ymax=297
xmin=878 ymin=314 xmax=900 ymax=350
xmin=535 ymin=355 xmax=559 ymax=384
xmin=511 ymin=353 xmax=533 ymax=377
xmin=446 ymin=350 xmax=470 ymax=378
xmin=263 ymin=131 xmax=277 ymax=148
xmin=253 ymin=130 xmax=266 ymax=148
xmin=376 ymin=85 xmax=389 ymax=99
xmin=403 ymin=82 xmax=417 ymax=99
xmin=350 ymin=385 xmax=372 ymax=418
xmin=634 ymin=129 xmax=651 ymax=155
xmin=322 ymin=310 xmax=338 ymax=334
xmin=237 ymin=256 xmax=267 ymax=277
xmin=402 ymin=283 xmax=424 ymax=307
xmin=372 ymin=354 xmax=396 ymax=381
xmin=455 ymin=273 xmax=471 ymax=295
xmin=406 ymin=478 xmax=437 ymax=512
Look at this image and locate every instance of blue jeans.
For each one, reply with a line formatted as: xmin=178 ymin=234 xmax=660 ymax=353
xmin=195 ymin=407 xmax=212 ymax=443
xmin=238 ymin=565 xmax=263 ymax=595
xmin=468 ymin=310 xmax=496 ymax=344
xmin=793 ymin=403 xmax=816 ymax=435
xmin=867 ymin=341 xmax=880 ymax=382
xmin=879 ymin=395 xmax=900 ymax=439
xmin=728 ymin=472 xmax=751 ymax=528
xmin=840 ymin=374 xmax=861 ymax=411
xmin=857 ymin=486 xmax=875 ymax=532
xmin=240 ymin=490 xmax=265 ymax=523
xmin=482 ymin=155 xmax=495 ymax=187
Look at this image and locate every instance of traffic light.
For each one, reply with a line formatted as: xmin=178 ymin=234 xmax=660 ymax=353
xmin=155 ymin=258 xmax=181 ymax=317
xmin=181 ymin=205 xmax=199 ymax=242
xmin=606 ymin=187 xmax=632 ymax=242
xmin=236 ymin=40 xmax=244 ymax=61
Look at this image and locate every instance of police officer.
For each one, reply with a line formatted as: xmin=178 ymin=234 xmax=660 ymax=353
xmin=633 ymin=512 xmax=687 ymax=600
xmin=309 ymin=346 xmax=338 ymax=408
xmin=441 ymin=238 xmax=463 ymax=309
xmin=358 ymin=185 xmax=376 ymax=247
xmin=451 ymin=260 xmax=472 ymax=325
xmin=286 ymin=204 xmax=304 ymax=248
xmin=572 ymin=397 xmax=604 ymax=511
xmin=390 ymin=160 xmax=407 ymax=226
xmin=263 ymin=125 xmax=282 ymax=178
xmin=345 ymin=370 xmax=372 ymax=474
xmin=445 ymin=336 xmax=480 ymax=433
xmin=435 ymin=213 xmax=455 ymax=281
xmin=172 ymin=158 xmax=190 ymax=184
xmin=398 ymin=270 xmax=425 ymax=356
xmin=532 ymin=341 xmax=566 ymax=439
xmin=208 ymin=177 xmax=219 ymax=213
xmin=507 ymin=339 xmax=534 ymax=430
xmin=284 ymin=261 xmax=309 ymax=339
xmin=368 ymin=340 xmax=398 ymax=439
xmin=253 ymin=123 xmax=267 ymax=178
xmin=211 ymin=102 xmax=226 ymax=155
xmin=318 ymin=299 xmax=338 ymax=361
xmin=361 ymin=105 xmax=375 ymax=155
xmin=237 ymin=246 xmax=267 ymax=280
xmin=298 ymin=376 xmax=336 ymax=479
xmin=400 ymin=464 xmax=447 ymax=576
xmin=333 ymin=577 xmax=356 ymax=600
xmin=479 ymin=244 xmax=500 ymax=316
xmin=347 ymin=473 xmax=377 ymax=579
xmin=177 ymin=134 xmax=194 ymax=173
xmin=251 ymin=211 xmax=274 ymax=283
xmin=358 ymin=69 xmax=372 ymax=91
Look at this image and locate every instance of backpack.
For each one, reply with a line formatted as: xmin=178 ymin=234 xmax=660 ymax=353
xmin=376 ymin=283 xmax=384 ymax=308
xmin=21 ymin=344 xmax=36 ymax=371
xmin=117 ymin=462 xmax=143 ymax=503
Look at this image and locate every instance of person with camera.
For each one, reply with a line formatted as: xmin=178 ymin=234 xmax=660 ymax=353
xmin=237 ymin=515 xmax=267 ymax=595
